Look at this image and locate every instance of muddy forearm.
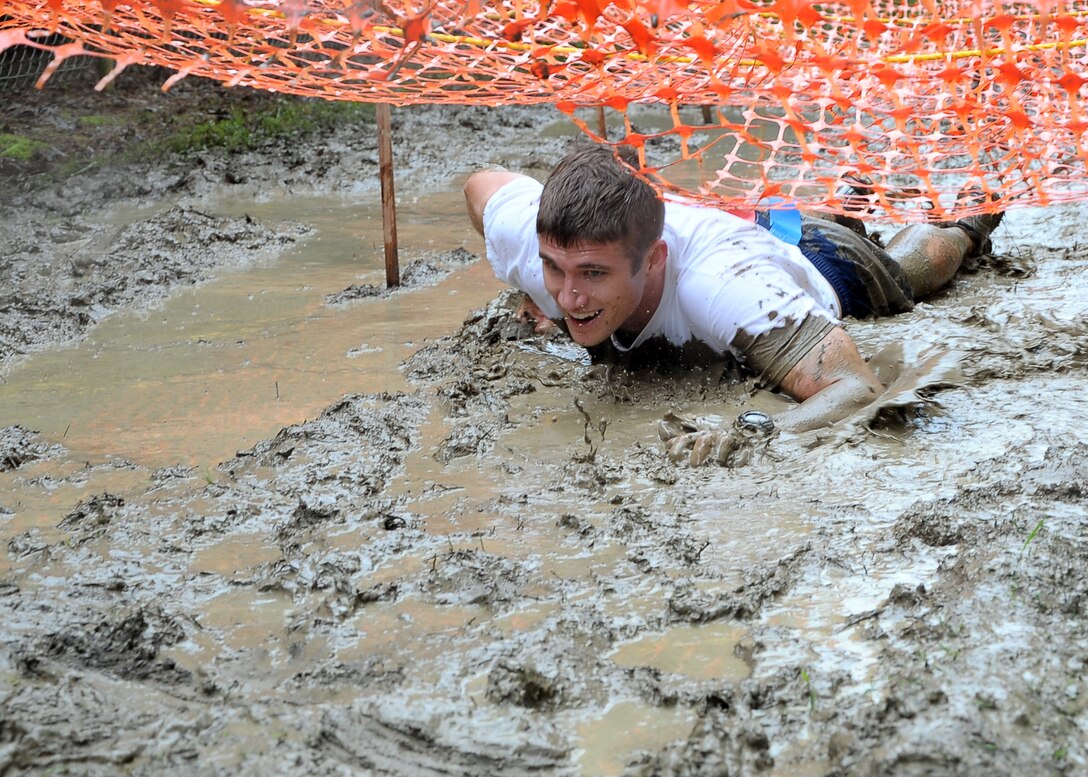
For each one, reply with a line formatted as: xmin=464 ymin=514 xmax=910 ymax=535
xmin=768 ymin=325 xmax=884 ymax=433
xmin=772 ymin=375 xmax=882 ymax=433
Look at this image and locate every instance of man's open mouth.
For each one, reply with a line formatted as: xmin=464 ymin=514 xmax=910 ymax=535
xmin=567 ymin=310 xmax=601 ymax=325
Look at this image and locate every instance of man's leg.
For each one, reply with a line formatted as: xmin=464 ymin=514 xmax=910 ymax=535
xmin=884 ymin=224 xmax=974 ymax=299
xmin=885 ymin=212 xmax=1003 ymax=299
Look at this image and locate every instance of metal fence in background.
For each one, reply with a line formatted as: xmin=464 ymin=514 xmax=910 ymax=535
xmin=0 ymin=37 xmax=97 ymax=91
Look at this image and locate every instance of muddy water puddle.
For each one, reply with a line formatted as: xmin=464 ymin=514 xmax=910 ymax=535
xmin=0 ymin=188 xmax=501 ymax=515
xmin=575 ymin=702 xmax=699 ymax=774
xmin=1 ymin=191 xmax=495 ymax=468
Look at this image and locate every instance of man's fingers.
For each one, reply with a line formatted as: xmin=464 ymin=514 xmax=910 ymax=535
xmin=665 ymin=428 xmax=753 ymax=468
xmin=668 ymin=432 xmax=702 ymax=462
xmin=711 ymin=430 xmax=739 ymax=464
xmin=667 ymin=430 xmax=729 ymax=466
xmin=659 ymin=412 xmax=699 ymax=441
xmin=659 ymin=419 xmax=684 ymax=442
xmin=664 ymin=430 xmax=719 ymax=467
xmin=689 ymin=431 xmax=716 ymax=466
xmin=667 ymin=434 xmax=690 ymax=462
xmin=515 ymin=295 xmax=556 ymax=333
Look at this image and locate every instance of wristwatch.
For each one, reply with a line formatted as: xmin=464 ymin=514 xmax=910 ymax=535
xmin=735 ymin=410 xmax=775 ymax=435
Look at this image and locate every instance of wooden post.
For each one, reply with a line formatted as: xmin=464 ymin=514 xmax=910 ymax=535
xmin=596 ymin=106 xmax=607 ymax=140
xmin=376 ymin=103 xmax=399 ymax=288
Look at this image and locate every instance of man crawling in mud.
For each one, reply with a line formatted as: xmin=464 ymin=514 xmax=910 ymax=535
xmin=463 ymin=144 xmax=1002 ymax=465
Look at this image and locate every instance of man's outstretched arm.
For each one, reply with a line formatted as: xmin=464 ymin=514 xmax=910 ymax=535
xmin=772 ymin=325 xmax=884 ymax=433
xmin=666 ymin=323 xmax=884 ymax=465
xmin=463 ymin=169 xmax=527 ymax=237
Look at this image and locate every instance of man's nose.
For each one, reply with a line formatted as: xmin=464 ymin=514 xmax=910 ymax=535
xmin=558 ymin=278 xmax=585 ymax=310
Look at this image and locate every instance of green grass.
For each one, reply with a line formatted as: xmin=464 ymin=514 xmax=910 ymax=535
xmin=0 ymin=133 xmax=49 ymax=160
xmin=5 ymin=91 xmax=376 ymax=184
xmin=78 ymin=114 xmax=122 ymax=128
xmin=1021 ymin=518 xmax=1045 ymax=554
xmin=800 ymin=668 xmax=815 ymax=709
xmin=167 ymin=106 xmax=254 ymax=152
xmin=162 ymin=99 xmax=375 ymax=153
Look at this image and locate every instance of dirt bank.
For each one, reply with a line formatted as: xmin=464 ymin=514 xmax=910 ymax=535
xmin=1 ymin=68 xmax=1087 ymax=776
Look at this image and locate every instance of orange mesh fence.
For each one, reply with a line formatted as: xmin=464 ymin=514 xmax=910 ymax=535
xmin=4 ymin=1 xmax=1088 ymax=218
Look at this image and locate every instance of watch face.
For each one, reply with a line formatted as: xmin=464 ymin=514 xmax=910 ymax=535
xmin=737 ymin=411 xmax=775 ymax=435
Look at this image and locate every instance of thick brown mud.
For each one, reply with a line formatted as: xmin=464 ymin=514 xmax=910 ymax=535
xmin=2 ymin=73 xmax=1087 ymax=776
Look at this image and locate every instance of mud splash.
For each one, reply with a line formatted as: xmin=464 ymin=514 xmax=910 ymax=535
xmin=2 ymin=78 xmax=1088 ymax=776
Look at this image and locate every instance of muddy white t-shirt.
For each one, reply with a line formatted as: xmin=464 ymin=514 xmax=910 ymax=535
xmin=482 ymin=176 xmax=840 ymax=361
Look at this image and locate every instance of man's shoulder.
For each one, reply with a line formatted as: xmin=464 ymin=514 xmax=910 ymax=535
xmin=484 ymin=175 xmax=540 ymax=214
xmin=663 ymin=200 xmax=770 ymax=263
xmin=466 ymin=169 xmax=538 ymax=237
xmin=664 ymin=197 xmax=754 ymax=231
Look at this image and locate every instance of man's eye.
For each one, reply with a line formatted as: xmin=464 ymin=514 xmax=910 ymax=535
xmin=584 ymin=269 xmax=605 ymax=279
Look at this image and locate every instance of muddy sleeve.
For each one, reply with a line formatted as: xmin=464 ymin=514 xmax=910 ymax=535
xmin=482 ymin=177 xmax=562 ymax=320
xmin=730 ymin=314 xmax=836 ymax=388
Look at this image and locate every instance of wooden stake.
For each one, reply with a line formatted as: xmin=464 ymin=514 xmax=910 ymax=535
xmin=376 ymin=103 xmax=399 ymax=288
xmin=596 ymin=106 xmax=608 ymax=140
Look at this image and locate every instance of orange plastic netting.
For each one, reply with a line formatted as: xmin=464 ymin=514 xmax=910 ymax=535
xmin=4 ymin=1 xmax=1088 ymax=218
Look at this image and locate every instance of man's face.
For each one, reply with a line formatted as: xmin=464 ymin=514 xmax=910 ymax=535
xmin=539 ymin=236 xmax=648 ymax=347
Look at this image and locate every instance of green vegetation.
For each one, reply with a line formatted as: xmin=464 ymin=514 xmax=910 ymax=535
xmin=800 ymin=668 xmax=815 ymax=710
xmin=162 ymin=99 xmax=375 ymax=153
xmin=4 ymin=88 xmax=376 ymax=184
xmin=939 ymin=643 xmax=961 ymax=660
xmin=0 ymin=133 xmax=49 ymax=160
xmin=1021 ymin=518 xmax=1045 ymax=554
xmin=77 ymin=114 xmax=121 ymax=128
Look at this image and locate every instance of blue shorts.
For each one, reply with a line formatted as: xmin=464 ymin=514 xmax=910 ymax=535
xmin=798 ymin=227 xmax=872 ymax=318
xmin=795 ymin=218 xmax=915 ymax=319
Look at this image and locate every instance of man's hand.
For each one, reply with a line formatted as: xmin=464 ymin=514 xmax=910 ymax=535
xmin=666 ymin=428 xmax=740 ymax=467
xmin=515 ymin=295 xmax=557 ymax=334
xmin=658 ymin=411 xmax=775 ymax=467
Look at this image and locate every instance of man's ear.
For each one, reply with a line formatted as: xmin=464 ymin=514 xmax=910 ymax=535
xmin=647 ymin=239 xmax=668 ymax=272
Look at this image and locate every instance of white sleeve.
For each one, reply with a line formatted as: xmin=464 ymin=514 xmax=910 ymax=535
xmin=481 ymin=177 xmax=563 ymax=319
xmin=678 ymin=239 xmax=836 ymax=357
